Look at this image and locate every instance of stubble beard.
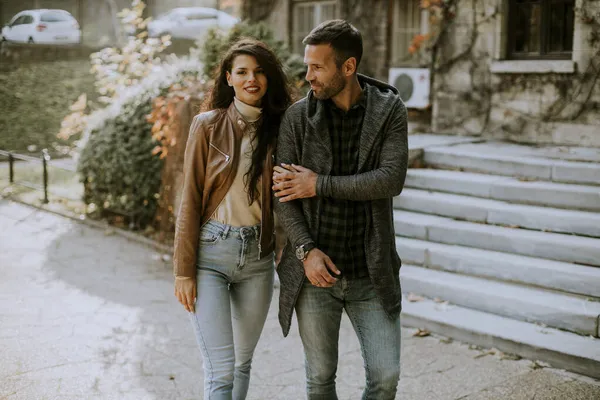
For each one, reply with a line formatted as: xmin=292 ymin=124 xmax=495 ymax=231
xmin=312 ymin=70 xmax=346 ymax=100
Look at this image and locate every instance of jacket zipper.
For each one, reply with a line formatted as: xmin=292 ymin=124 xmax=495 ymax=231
xmin=258 ymin=179 xmax=264 ymax=260
xmin=198 ymin=143 xmax=233 ymax=230
xmin=209 ymin=143 xmax=230 ymax=162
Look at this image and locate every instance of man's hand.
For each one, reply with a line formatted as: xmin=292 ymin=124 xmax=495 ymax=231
xmin=272 ymin=163 xmax=317 ymax=202
xmin=303 ymin=248 xmax=341 ymax=288
xmin=175 ymin=277 xmax=197 ymax=313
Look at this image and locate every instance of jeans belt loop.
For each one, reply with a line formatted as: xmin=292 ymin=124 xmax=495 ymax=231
xmin=221 ymin=224 xmax=230 ymax=239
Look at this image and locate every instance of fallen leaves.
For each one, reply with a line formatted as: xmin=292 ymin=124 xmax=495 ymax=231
xmin=407 ymin=293 xmax=426 ymax=302
xmin=529 ymin=360 xmax=551 ymax=370
xmin=473 ymin=348 xmax=499 ymax=359
xmin=412 ymin=328 xmax=431 ymax=337
xmin=472 ymin=347 xmax=523 ymax=361
xmin=517 ymin=176 xmax=538 ymax=182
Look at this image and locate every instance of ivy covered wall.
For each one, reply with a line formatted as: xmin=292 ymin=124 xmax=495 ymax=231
xmin=431 ymin=0 xmax=600 ymax=146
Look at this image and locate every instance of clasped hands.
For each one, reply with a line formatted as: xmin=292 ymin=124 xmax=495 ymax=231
xmin=272 ymin=163 xmax=340 ymax=287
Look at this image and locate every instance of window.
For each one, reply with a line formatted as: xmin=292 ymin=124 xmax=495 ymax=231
xmin=22 ymin=15 xmax=34 ymax=25
xmin=186 ymin=12 xmax=217 ymax=21
xmin=10 ymin=16 xmax=26 ymax=27
xmin=292 ymin=1 xmax=337 ymax=54
xmin=391 ymin=0 xmax=428 ymax=67
xmin=507 ymin=0 xmax=574 ymax=60
xmin=41 ymin=12 xmax=71 ymax=23
xmin=11 ymin=15 xmax=34 ymax=26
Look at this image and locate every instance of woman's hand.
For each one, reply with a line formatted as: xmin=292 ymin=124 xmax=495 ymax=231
xmin=175 ymin=277 xmax=197 ymax=313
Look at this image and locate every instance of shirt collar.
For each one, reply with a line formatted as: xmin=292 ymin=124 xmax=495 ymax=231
xmin=326 ymin=85 xmax=367 ymax=113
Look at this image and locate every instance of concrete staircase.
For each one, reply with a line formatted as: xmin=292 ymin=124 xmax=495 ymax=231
xmin=396 ymin=139 xmax=600 ymax=379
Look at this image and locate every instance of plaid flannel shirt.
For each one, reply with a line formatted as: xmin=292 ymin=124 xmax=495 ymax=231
xmin=317 ymin=92 xmax=368 ymax=279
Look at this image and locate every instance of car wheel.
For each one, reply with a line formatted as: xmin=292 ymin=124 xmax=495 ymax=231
xmin=28 ymin=37 xmax=34 ymax=44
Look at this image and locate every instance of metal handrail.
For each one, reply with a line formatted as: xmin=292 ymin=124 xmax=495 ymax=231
xmin=0 ymin=148 xmax=75 ymax=203
xmin=1 ymin=148 xmax=135 ymax=220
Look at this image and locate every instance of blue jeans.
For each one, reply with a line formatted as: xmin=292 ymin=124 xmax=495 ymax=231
xmin=188 ymin=220 xmax=274 ymax=400
xmin=295 ymin=275 xmax=401 ymax=400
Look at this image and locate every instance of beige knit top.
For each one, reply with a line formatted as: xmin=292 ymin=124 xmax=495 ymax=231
xmin=211 ymin=97 xmax=262 ymax=227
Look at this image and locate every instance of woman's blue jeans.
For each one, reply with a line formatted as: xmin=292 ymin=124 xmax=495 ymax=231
xmin=188 ymin=220 xmax=274 ymax=400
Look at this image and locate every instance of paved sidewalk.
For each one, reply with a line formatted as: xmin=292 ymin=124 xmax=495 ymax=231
xmin=1 ymin=199 xmax=599 ymax=400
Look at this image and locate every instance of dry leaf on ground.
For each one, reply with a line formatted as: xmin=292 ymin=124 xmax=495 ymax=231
xmin=407 ymin=293 xmax=425 ymax=302
xmin=529 ymin=360 xmax=550 ymax=370
xmin=474 ymin=348 xmax=498 ymax=359
xmin=413 ymin=328 xmax=431 ymax=337
xmin=500 ymin=353 xmax=522 ymax=361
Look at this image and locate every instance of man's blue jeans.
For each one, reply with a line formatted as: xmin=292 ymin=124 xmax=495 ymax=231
xmin=295 ymin=275 xmax=401 ymax=400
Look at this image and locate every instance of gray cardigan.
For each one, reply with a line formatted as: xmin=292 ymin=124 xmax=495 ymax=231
xmin=274 ymin=74 xmax=409 ymax=337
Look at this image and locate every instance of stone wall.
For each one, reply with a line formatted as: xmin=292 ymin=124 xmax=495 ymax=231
xmin=339 ymin=0 xmax=390 ymax=80
xmin=264 ymin=0 xmax=288 ymax=42
xmin=432 ymin=0 xmax=600 ymax=147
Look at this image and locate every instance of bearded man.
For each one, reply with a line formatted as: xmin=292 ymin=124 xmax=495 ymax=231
xmin=272 ymin=19 xmax=409 ymax=400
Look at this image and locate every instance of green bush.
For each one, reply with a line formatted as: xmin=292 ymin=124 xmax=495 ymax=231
xmin=78 ymin=97 xmax=162 ymax=228
xmin=76 ymin=56 xmax=203 ymax=229
xmin=201 ymin=22 xmax=307 ymax=88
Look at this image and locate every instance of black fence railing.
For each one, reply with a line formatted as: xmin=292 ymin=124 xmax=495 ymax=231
xmin=0 ymin=149 xmax=137 ymax=222
xmin=0 ymin=148 xmax=77 ymax=204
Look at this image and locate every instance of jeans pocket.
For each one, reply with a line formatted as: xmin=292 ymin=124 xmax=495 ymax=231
xmin=199 ymin=224 xmax=223 ymax=245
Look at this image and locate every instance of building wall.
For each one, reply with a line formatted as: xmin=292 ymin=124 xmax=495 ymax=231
xmin=265 ymin=0 xmax=600 ymax=145
xmin=339 ymin=0 xmax=390 ymax=80
xmin=431 ymin=0 xmax=600 ymax=146
xmin=264 ymin=0 xmax=288 ymax=42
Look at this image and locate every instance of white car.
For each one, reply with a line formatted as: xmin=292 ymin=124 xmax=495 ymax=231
xmin=1 ymin=9 xmax=81 ymax=45
xmin=148 ymin=7 xmax=238 ymax=40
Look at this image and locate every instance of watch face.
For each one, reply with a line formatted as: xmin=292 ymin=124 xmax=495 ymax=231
xmin=295 ymin=246 xmax=304 ymax=260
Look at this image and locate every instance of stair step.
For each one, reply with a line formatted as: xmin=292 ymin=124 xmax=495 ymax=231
xmin=423 ymin=146 xmax=600 ymax=185
xmin=401 ymin=265 xmax=600 ymax=336
xmin=395 ymin=188 xmax=600 ymax=237
xmin=401 ymin=297 xmax=600 ymax=379
xmin=393 ymin=210 xmax=600 ymax=267
xmin=405 ymin=169 xmax=600 ymax=211
xmin=396 ymin=237 xmax=600 ymax=298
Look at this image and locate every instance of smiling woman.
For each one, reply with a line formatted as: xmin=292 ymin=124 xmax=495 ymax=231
xmin=172 ymin=38 xmax=292 ymax=399
xmin=226 ymin=54 xmax=268 ymax=107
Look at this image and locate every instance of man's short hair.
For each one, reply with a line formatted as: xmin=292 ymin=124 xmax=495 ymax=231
xmin=302 ymin=19 xmax=363 ymax=69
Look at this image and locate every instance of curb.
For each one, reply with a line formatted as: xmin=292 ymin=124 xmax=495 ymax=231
xmin=1 ymin=195 xmax=174 ymax=254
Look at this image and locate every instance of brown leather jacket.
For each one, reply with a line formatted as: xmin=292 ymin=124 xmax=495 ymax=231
xmin=173 ymin=102 xmax=275 ymax=278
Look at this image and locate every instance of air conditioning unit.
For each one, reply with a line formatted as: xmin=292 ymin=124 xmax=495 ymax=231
xmin=388 ymin=68 xmax=430 ymax=109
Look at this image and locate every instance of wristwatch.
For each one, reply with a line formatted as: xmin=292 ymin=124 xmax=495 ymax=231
xmin=295 ymin=243 xmax=316 ymax=261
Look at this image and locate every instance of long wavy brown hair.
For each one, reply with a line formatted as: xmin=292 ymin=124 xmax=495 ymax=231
xmin=205 ymin=38 xmax=292 ymax=204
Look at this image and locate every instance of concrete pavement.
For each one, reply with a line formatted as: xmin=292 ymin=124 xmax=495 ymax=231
xmin=1 ymin=199 xmax=599 ymax=400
